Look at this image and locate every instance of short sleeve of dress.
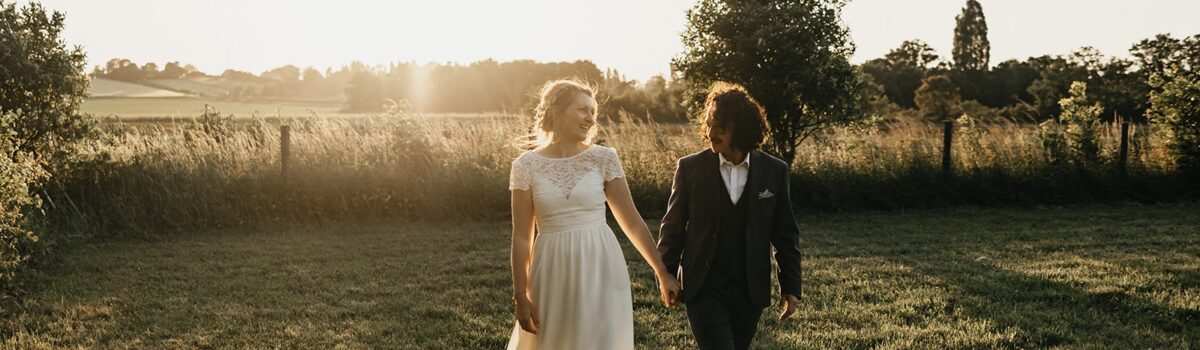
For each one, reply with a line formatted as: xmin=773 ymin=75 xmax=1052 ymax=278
xmin=509 ymin=155 xmax=532 ymax=191
xmin=601 ymin=147 xmax=626 ymax=182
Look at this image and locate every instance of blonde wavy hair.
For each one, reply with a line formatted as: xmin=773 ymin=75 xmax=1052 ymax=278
xmin=513 ymin=79 xmax=598 ymax=150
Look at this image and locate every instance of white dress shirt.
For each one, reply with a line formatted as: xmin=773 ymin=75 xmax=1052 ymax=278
xmin=718 ymin=152 xmax=750 ymax=204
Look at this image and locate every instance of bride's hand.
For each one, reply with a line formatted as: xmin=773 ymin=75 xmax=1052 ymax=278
xmin=656 ymin=272 xmax=682 ymax=308
xmin=514 ymin=295 xmax=540 ymax=334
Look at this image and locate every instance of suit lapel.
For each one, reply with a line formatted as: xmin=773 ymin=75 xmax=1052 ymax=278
xmin=745 ymin=149 xmax=764 ymax=235
xmin=704 ymin=150 xmax=726 ymax=204
xmin=703 ymin=150 xmax=725 ymax=232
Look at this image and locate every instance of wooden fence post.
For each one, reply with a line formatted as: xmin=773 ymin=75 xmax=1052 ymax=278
xmin=943 ymin=120 xmax=953 ymax=176
xmin=281 ymin=125 xmax=291 ymax=183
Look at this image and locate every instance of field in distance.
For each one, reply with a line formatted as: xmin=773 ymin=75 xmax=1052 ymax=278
xmin=81 ymin=97 xmax=345 ymax=119
xmin=81 ymin=97 xmax=522 ymax=121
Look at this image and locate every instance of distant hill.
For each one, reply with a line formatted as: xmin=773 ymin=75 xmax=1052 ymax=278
xmin=144 ymin=79 xmax=231 ymax=98
xmin=89 ymin=78 xmax=194 ymax=98
xmin=188 ymin=76 xmax=267 ymax=96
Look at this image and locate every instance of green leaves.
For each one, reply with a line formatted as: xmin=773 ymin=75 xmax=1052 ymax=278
xmin=952 ymin=0 xmax=990 ymax=71
xmin=0 ymin=110 xmax=48 ymax=295
xmin=915 ymin=74 xmax=961 ymax=121
xmin=1147 ymin=70 xmax=1200 ymax=177
xmin=1058 ymin=81 xmax=1104 ymax=163
xmin=0 ymin=0 xmax=92 ymax=157
xmin=674 ymin=0 xmax=863 ymax=163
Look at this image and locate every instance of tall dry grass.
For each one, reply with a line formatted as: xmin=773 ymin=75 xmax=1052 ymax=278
xmin=44 ymin=110 xmax=1190 ymax=236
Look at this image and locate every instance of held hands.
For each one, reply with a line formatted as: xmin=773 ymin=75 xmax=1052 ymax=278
xmin=514 ymin=294 xmax=540 ymax=334
xmin=656 ymin=272 xmax=682 ymax=308
xmin=778 ymin=293 xmax=800 ymax=320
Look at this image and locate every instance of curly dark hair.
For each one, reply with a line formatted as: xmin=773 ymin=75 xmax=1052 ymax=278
xmin=700 ymin=82 xmax=770 ymax=151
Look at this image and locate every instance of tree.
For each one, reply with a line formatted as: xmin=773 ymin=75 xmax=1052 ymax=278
xmin=862 ymin=39 xmax=939 ymax=108
xmin=262 ymin=65 xmax=300 ymax=83
xmin=344 ymin=70 xmax=385 ymax=112
xmin=182 ymin=64 xmax=205 ymax=78
xmin=1147 ymin=70 xmax=1200 ymax=178
xmin=1131 ymin=34 xmax=1199 ymax=122
xmin=1079 ymin=53 xmax=1148 ymax=123
xmin=914 ymin=74 xmax=961 ymax=121
xmin=673 ymin=0 xmax=863 ymax=163
xmin=1057 ymin=81 xmax=1103 ymax=163
xmin=1131 ymin=34 xmax=1200 ymax=79
xmin=100 ymin=58 xmax=145 ymax=82
xmin=887 ymin=39 xmax=939 ymax=69
xmin=161 ymin=61 xmax=188 ymax=79
xmin=859 ymin=73 xmax=902 ymax=118
xmin=952 ymin=0 xmax=990 ymax=71
xmin=221 ymin=69 xmax=259 ymax=82
xmin=1027 ymin=55 xmax=1088 ymax=119
xmin=302 ymin=67 xmax=324 ymax=82
xmin=141 ymin=62 xmax=159 ymax=79
xmin=1023 ymin=48 xmax=1149 ymax=122
xmin=988 ymin=59 xmax=1040 ymax=107
xmin=0 ymin=111 xmax=48 ymax=292
xmin=0 ymin=0 xmax=92 ymax=156
xmin=299 ymin=66 xmax=326 ymax=98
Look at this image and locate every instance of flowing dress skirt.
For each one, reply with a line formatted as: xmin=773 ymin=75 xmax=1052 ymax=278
xmin=507 ymin=222 xmax=634 ymax=350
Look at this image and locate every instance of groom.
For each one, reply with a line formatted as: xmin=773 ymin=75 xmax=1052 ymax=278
xmin=657 ymin=82 xmax=802 ymax=350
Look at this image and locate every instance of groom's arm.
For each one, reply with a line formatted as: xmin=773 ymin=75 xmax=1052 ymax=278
xmin=657 ymin=158 xmax=689 ymax=275
xmin=770 ymin=163 xmax=802 ymax=298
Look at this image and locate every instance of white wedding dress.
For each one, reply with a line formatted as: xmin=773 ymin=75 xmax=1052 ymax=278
xmin=507 ymin=145 xmax=635 ymax=350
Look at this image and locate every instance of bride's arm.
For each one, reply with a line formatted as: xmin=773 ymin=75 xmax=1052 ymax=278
xmin=511 ymin=189 xmax=539 ymax=333
xmin=606 ymin=177 xmax=682 ymax=307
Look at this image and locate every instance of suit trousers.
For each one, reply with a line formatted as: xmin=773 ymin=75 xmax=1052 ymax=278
xmin=685 ymin=281 xmax=764 ymax=350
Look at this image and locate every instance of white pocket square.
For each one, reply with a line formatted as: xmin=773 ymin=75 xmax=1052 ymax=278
xmin=758 ymin=189 xmax=774 ymax=199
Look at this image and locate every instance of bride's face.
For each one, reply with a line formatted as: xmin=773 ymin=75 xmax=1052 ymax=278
xmin=551 ymin=92 xmax=597 ymax=143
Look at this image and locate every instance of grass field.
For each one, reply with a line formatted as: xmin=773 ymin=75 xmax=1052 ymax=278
xmin=81 ymin=97 xmax=345 ymax=119
xmin=78 ymin=97 xmax=520 ymax=122
xmin=88 ymin=79 xmax=193 ymax=98
xmin=5 ymin=203 xmax=1197 ymax=349
xmin=52 ymin=111 xmax=1188 ymax=238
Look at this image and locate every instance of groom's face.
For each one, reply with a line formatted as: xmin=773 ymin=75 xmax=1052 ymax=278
xmin=704 ymin=107 xmax=736 ymax=156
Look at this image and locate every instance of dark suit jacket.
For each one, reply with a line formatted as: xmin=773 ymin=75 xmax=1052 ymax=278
xmin=657 ymin=149 xmax=802 ymax=308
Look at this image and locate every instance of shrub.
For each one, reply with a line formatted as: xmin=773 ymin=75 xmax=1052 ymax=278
xmin=1147 ymin=71 xmax=1200 ymax=178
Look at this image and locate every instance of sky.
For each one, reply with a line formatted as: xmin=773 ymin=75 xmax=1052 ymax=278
xmin=28 ymin=0 xmax=1200 ymax=81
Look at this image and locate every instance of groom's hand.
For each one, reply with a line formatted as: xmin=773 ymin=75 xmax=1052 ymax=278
xmin=657 ymin=273 xmax=682 ymax=308
xmin=778 ymin=294 xmax=800 ymax=320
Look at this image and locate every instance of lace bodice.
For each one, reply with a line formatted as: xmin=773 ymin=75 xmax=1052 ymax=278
xmin=510 ymin=145 xmax=625 ymax=233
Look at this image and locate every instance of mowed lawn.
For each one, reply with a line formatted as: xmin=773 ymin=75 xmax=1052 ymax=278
xmin=4 ymin=203 xmax=1198 ymax=349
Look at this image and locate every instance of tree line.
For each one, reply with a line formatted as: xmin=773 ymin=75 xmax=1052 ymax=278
xmin=76 ymin=0 xmax=1200 ymax=164
xmin=863 ymin=0 xmax=1199 ymax=125
xmin=91 ymin=58 xmax=688 ymax=120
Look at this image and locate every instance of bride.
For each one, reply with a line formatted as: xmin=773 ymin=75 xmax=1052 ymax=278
xmin=507 ymin=79 xmax=682 ymax=349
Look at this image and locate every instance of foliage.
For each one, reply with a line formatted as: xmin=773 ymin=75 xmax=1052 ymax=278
xmin=673 ymin=0 xmax=863 ymax=163
xmin=338 ymin=60 xmax=687 ymax=120
xmin=914 ymin=74 xmax=961 ymax=121
xmin=1130 ymin=34 xmax=1200 ymax=80
xmin=861 ymin=39 xmax=938 ymax=108
xmin=1058 ymin=81 xmax=1104 ymax=163
xmin=41 ymin=110 xmax=1190 ymax=237
xmin=1037 ymin=118 xmax=1068 ymax=165
xmin=598 ymin=72 xmax=687 ymax=122
xmin=0 ymin=112 xmax=47 ymax=300
xmin=859 ymin=74 xmax=902 ymax=119
xmin=0 ymin=0 xmax=93 ymax=156
xmin=1147 ymin=69 xmax=1200 ymax=178
xmin=952 ymin=0 xmax=989 ymax=71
